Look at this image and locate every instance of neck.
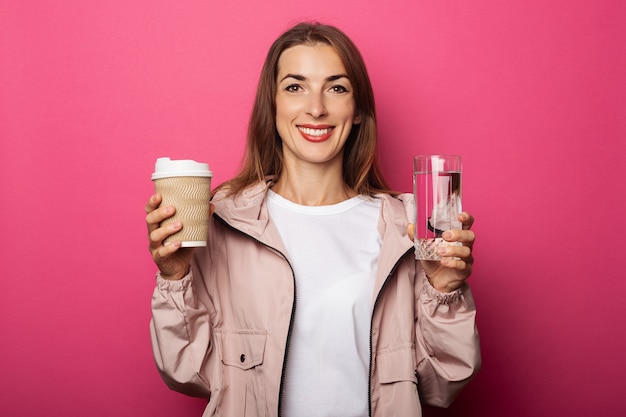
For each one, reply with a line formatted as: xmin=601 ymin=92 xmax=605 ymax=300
xmin=272 ymin=164 xmax=356 ymax=206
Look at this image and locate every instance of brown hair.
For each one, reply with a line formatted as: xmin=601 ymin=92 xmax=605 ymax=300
xmin=217 ymin=22 xmax=395 ymax=197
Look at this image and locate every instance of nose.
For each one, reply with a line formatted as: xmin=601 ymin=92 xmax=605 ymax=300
xmin=306 ymin=91 xmax=327 ymax=118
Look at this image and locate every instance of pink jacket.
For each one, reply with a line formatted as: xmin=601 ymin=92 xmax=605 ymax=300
xmin=150 ymin=180 xmax=480 ymax=417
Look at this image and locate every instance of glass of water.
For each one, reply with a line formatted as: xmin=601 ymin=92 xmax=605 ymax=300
xmin=414 ymin=155 xmax=463 ymax=261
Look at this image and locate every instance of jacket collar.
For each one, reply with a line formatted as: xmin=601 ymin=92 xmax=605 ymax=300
xmin=212 ymin=179 xmax=292 ymax=258
xmin=373 ymin=193 xmax=415 ymax=294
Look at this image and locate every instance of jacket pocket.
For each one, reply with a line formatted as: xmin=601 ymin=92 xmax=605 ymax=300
xmin=216 ymin=330 xmax=267 ymax=370
xmin=377 ymin=344 xmax=418 ymax=385
xmin=214 ymin=330 xmax=268 ymax=417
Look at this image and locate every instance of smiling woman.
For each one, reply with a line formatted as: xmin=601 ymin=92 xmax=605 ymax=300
xmin=145 ymin=22 xmax=480 ymax=417
xmin=274 ymin=43 xmax=361 ymax=201
xmin=217 ymin=22 xmax=388 ymax=198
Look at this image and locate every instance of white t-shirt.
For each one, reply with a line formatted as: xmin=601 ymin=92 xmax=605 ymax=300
xmin=267 ymin=190 xmax=382 ymax=417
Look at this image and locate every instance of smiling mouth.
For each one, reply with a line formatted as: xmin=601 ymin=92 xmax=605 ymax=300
xmin=297 ymin=126 xmax=334 ymax=142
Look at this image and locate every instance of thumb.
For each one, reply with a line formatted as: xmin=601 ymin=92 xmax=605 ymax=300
xmin=407 ymin=223 xmax=415 ymax=241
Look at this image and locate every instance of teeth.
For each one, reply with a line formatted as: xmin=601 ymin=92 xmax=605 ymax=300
xmin=299 ymin=127 xmax=332 ymax=136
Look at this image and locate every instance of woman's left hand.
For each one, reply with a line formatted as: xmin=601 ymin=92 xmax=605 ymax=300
xmin=408 ymin=212 xmax=475 ymax=293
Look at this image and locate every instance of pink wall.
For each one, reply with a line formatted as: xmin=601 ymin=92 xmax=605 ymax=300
xmin=1 ymin=1 xmax=624 ymax=416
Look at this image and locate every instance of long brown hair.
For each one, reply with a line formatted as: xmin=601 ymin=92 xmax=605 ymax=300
xmin=217 ymin=22 xmax=395 ymax=197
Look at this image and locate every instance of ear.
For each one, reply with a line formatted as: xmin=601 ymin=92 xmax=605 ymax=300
xmin=353 ymin=113 xmax=362 ymax=125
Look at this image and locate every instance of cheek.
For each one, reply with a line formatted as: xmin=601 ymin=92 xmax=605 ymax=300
xmin=274 ymin=106 xmax=287 ymax=130
xmin=275 ymin=96 xmax=300 ymax=118
xmin=330 ymin=99 xmax=357 ymax=121
xmin=275 ymin=108 xmax=291 ymax=133
xmin=274 ymin=101 xmax=291 ymax=139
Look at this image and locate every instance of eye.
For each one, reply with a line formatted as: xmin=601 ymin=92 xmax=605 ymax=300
xmin=329 ymin=85 xmax=349 ymax=94
xmin=285 ymin=84 xmax=302 ymax=93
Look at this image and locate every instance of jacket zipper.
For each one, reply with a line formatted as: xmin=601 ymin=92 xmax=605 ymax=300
xmin=367 ymin=247 xmax=414 ymax=417
xmin=213 ymin=214 xmax=297 ymax=417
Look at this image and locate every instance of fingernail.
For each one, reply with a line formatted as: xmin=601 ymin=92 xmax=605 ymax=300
xmin=443 ymin=231 xmax=453 ymax=240
xmin=437 ymin=247 xmax=448 ymax=255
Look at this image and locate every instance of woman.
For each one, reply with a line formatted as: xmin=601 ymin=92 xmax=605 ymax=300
xmin=146 ymin=22 xmax=480 ymax=417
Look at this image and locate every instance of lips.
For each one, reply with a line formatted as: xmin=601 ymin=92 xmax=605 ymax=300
xmin=297 ymin=125 xmax=335 ymax=142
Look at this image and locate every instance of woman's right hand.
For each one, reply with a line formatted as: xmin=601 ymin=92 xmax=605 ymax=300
xmin=145 ymin=193 xmax=194 ymax=281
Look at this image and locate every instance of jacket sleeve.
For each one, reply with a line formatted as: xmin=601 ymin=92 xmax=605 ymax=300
xmin=414 ymin=271 xmax=481 ymax=407
xmin=150 ymin=270 xmax=213 ymax=398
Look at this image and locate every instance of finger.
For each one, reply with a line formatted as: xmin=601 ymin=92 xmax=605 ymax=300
xmin=149 ymin=220 xmax=182 ymax=250
xmin=438 ymin=244 xmax=471 ymax=260
xmin=458 ymin=229 xmax=476 ymax=246
xmin=442 ymin=229 xmax=475 ymax=245
xmin=145 ymin=193 xmax=162 ymax=214
xmin=152 ymin=239 xmax=182 ymax=262
xmin=440 ymin=257 xmax=473 ymax=276
xmin=407 ymin=223 xmax=415 ymax=241
xmin=459 ymin=212 xmax=475 ymax=230
xmin=146 ymin=205 xmax=176 ymax=233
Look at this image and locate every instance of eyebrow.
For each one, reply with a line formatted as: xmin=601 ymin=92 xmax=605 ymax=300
xmin=279 ymin=73 xmax=350 ymax=82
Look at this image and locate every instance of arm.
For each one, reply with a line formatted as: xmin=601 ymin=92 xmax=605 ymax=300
xmin=145 ymin=193 xmax=213 ymax=397
xmin=150 ymin=270 xmax=213 ymax=397
xmin=414 ymin=273 xmax=481 ymax=407
xmin=407 ymin=209 xmax=481 ymax=406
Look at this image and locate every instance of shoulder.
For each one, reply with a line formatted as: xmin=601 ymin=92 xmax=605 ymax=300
xmin=375 ymin=193 xmax=415 ymax=223
xmin=212 ymin=180 xmax=270 ymax=208
xmin=210 ymin=180 xmax=275 ymax=239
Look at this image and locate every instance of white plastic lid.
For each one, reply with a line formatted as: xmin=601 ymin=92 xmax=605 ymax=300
xmin=151 ymin=157 xmax=213 ymax=180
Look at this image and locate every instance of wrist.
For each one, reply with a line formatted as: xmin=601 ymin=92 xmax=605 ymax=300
xmin=424 ymin=273 xmax=447 ymax=293
xmin=422 ymin=272 xmax=464 ymax=305
xmin=159 ymin=265 xmax=190 ymax=281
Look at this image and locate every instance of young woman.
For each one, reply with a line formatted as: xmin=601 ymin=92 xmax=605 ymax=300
xmin=145 ymin=22 xmax=480 ymax=417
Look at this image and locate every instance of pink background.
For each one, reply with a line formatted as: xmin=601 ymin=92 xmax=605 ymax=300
xmin=1 ymin=1 xmax=625 ymax=416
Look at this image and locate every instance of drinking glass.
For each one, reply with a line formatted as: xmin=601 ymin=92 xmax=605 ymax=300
xmin=414 ymin=155 xmax=462 ymax=260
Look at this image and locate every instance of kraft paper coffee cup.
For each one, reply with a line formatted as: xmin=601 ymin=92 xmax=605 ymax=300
xmin=151 ymin=157 xmax=213 ymax=247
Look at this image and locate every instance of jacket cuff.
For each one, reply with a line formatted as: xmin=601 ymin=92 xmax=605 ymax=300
xmin=422 ymin=271 xmax=464 ymax=305
xmin=155 ymin=271 xmax=193 ymax=292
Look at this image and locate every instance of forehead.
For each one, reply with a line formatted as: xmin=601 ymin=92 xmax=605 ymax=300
xmin=277 ymin=43 xmax=347 ymax=78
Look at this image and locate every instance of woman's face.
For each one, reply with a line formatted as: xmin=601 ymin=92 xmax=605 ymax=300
xmin=275 ymin=43 xmax=360 ymax=170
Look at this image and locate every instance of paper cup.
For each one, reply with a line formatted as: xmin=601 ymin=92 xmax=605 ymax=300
xmin=152 ymin=157 xmax=213 ymax=247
